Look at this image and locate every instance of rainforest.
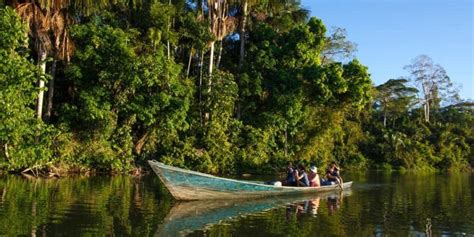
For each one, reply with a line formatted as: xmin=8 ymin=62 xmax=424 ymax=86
xmin=0 ymin=0 xmax=473 ymax=175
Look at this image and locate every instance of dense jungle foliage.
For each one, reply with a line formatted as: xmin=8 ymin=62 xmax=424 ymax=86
xmin=0 ymin=1 xmax=472 ymax=175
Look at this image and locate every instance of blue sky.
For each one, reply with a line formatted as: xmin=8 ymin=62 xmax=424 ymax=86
xmin=301 ymin=0 xmax=473 ymax=100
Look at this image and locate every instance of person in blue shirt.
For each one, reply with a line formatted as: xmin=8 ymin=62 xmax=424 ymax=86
xmin=295 ymin=164 xmax=310 ymax=187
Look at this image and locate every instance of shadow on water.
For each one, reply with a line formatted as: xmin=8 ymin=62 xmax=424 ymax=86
xmin=156 ymin=190 xmax=351 ymax=237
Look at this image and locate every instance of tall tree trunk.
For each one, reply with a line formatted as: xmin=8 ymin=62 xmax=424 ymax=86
xmin=423 ymin=94 xmax=430 ymax=123
xmin=167 ymin=0 xmax=172 ymax=59
xmin=284 ymin=123 xmax=288 ymax=158
xmin=186 ymin=47 xmax=193 ymax=77
xmin=199 ymin=50 xmax=204 ymax=126
xmin=216 ymin=40 xmax=223 ymax=69
xmin=383 ymin=113 xmax=387 ymax=127
xmin=423 ymin=103 xmax=428 ymax=122
xmin=239 ymin=0 xmax=248 ymax=70
xmin=205 ymin=42 xmax=215 ymax=121
xmin=422 ymin=83 xmax=430 ymax=123
xmin=208 ymin=41 xmax=215 ymax=92
xmin=426 ymin=101 xmax=430 ymax=123
xmin=45 ymin=59 xmax=56 ymax=122
xmin=36 ymin=50 xmax=47 ymax=120
xmin=208 ymin=41 xmax=215 ymax=76
xmin=235 ymin=0 xmax=248 ymax=119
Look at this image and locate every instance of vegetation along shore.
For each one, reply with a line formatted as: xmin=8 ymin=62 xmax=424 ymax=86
xmin=0 ymin=1 xmax=472 ymax=177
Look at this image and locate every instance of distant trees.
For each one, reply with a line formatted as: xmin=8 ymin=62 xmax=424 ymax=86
xmin=321 ymin=27 xmax=357 ymax=64
xmin=404 ymin=55 xmax=459 ymax=123
xmin=362 ymin=56 xmax=471 ymax=171
xmin=375 ymin=78 xmax=417 ymax=127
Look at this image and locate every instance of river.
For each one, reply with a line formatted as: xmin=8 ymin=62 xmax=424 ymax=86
xmin=0 ymin=171 xmax=472 ymax=236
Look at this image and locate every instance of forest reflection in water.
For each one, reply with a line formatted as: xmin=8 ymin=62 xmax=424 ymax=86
xmin=0 ymin=171 xmax=472 ymax=236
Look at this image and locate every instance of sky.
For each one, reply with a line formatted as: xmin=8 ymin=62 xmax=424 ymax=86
xmin=301 ymin=0 xmax=474 ymax=100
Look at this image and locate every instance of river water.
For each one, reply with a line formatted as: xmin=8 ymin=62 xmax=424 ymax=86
xmin=0 ymin=171 xmax=472 ymax=236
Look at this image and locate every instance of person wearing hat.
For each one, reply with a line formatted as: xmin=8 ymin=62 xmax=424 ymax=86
xmin=308 ymin=166 xmax=321 ymax=187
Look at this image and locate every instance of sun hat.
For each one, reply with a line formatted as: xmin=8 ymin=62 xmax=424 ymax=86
xmin=310 ymin=166 xmax=318 ymax=173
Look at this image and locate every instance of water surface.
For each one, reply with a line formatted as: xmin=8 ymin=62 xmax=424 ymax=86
xmin=0 ymin=172 xmax=472 ymax=236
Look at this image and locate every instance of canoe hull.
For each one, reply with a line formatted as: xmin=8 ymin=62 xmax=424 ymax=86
xmin=148 ymin=160 xmax=352 ymax=201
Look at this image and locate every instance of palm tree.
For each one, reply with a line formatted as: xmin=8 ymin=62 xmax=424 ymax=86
xmin=238 ymin=0 xmax=248 ymax=69
xmin=10 ymin=0 xmax=116 ymax=120
xmin=45 ymin=7 xmax=75 ymax=121
xmin=15 ymin=1 xmax=52 ymax=119
xmin=237 ymin=0 xmax=259 ymax=69
xmin=207 ymin=0 xmax=236 ymax=77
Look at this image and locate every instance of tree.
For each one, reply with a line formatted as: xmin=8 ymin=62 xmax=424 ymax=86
xmin=207 ymin=0 xmax=236 ymax=77
xmin=321 ymin=27 xmax=357 ymax=64
xmin=10 ymin=0 xmax=126 ymax=121
xmin=0 ymin=7 xmax=54 ymax=171
xmin=14 ymin=1 xmax=51 ymax=119
xmin=262 ymin=0 xmax=309 ymax=32
xmin=236 ymin=0 xmax=310 ymax=70
xmin=236 ymin=0 xmax=261 ymax=69
xmin=45 ymin=6 xmax=76 ymax=121
xmin=238 ymin=0 xmax=248 ymax=70
xmin=404 ymin=55 xmax=459 ymax=123
xmin=62 ymin=16 xmax=192 ymax=170
xmin=375 ymin=78 xmax=417 ymax=127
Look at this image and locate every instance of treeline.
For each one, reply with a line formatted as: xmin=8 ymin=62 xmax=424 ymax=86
xmin=0 ymin=1 xmax=472 ymax=175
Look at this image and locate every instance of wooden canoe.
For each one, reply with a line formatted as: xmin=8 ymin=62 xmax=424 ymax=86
xmin=148 ymin=160 xmax=352 ymax=201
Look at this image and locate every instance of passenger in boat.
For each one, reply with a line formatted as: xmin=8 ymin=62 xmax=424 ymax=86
xmin=326 ymin=166 xmax=338 ymax=184
xmin=321 ymin=166 xmax=335 ymax=186
xmin=330 ymin=162 xmax=340 ymax=176
xmin=330 ymin=161 xmax=343 ymax=184
xmin=324 ymin=162 xmax=342 ymax=185
xmin=283 ymin=161 xmax=296 ymax=186
xmin=295 ymin=164 xmax=310 ymax=187
xmin=308 ymin=166 xmax=320 ymax=187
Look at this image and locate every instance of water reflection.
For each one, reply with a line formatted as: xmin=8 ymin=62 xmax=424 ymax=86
xmin=0 ymin=172 xmax=472 ymax=236
xmin=0 ymin=175 xmax=172 ymax=236
xmin=157 ymin=191 xmax=351 ymax=237
xmin=286 ymin=198 xmax=321 ymax=220
xmin=284 ymin=194 xmax=342 ymax=222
